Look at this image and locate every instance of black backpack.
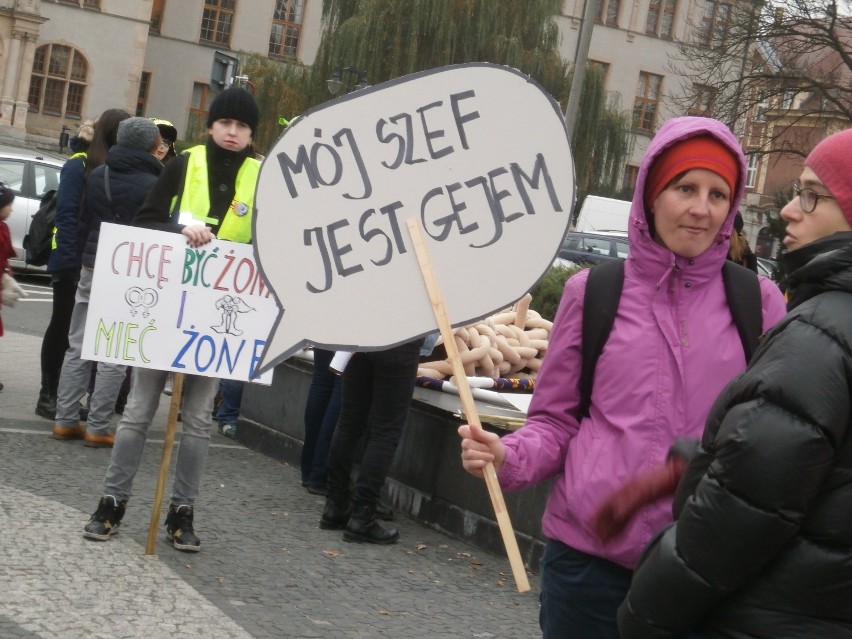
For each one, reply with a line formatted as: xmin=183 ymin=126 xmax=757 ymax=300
xmin=23 ymin=189 xmax=58 ymax=267
xmin=578 ymin=259 xmax=762 ymax=417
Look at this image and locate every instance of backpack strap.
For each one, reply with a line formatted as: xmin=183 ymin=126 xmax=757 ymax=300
xmin=579 ymin=260 xmax=624 ymax=418
xmin=722 ymin=260 xmax=762 ymax=363
xmin=578 ymin=260 xmax=762 ymax=420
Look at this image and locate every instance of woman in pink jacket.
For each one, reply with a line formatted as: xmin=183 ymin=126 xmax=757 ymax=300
xmin=459 ymin=117 xmax=787 ymax=638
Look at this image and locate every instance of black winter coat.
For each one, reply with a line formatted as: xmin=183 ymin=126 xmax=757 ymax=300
xmin=619 ymin=232 xmax=852 ymax=639
xmin=79 ymin=145 xmax=162 ymax=268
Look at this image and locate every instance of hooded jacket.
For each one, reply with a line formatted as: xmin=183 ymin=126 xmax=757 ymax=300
xmin=79 ymin=145 xmax=162 ymax=268
xmin=618 ymin=233 xmax=852 ymax=638
xmin=496 ymin=117 xmax=787 ymax=569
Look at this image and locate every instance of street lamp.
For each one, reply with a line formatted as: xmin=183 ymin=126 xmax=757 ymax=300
xmin=327 ymin=66 xmax=370 ymax=95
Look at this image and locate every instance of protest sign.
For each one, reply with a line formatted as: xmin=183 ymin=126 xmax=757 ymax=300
xmin=254 ymin=62 xmax=574 ymax=375
xmin=82 ymin=223 xmax=276 ymax=384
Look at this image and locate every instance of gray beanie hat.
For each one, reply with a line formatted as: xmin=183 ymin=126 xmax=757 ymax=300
xmin=117 ymin=117 xmax=160 ymax=152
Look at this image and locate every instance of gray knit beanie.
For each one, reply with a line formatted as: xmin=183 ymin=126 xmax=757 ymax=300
xmin=117 ymin=117 xmax=160 ymax=152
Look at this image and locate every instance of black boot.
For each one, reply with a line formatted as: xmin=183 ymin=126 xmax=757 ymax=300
xmin=319 ymin=496 xmax=351 ymax=530
xmin=35 ymin=372 xmax=57 ymax=420
xmin=375 ymin=498 xmax=395 ymax=521
xmin=343 ymin=503 xmax=399 ymax=544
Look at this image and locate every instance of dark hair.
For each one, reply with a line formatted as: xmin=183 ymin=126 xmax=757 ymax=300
xmin=85 ymin=108 xmax=131 ymax=178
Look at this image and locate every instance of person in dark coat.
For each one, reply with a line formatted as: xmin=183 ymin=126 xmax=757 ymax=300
xmin=618 ymin=127 xmax=852 ymax=638
xmin=36 ymin=112 xmax=125 ymax=420
xmin=52 ymin=118 xmax=163 ymax=448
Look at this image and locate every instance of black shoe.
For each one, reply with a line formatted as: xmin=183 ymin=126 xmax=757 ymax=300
xmin=35 ymin=393 xmax=56 ymax=420
xmin=36 ymin=372 xmax=58 ymax=419
xmin=83 ymin=495 xmax=127 ymax=541
xmin=319 ymin=497 xmax=351 ymax=530
xmin=306 ymin=484 xmax=329 ymax=496
xmin=165 ymin=504 xmax=201 ymax=552
xmin=375 ymin=500 xmax=395 ymax=521
xmin=343 ymin=504 xmax=399 ymax=544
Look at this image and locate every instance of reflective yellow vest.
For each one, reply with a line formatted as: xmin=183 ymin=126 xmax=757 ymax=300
xmin=173 ymin=145 xmax=260 ymax=244
xmin=51 ymin=151 xmax=87 ymax=250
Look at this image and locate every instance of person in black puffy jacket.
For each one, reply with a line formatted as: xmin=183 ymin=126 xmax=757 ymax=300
xmin=52 ymin=118 xmax=163 ymax=449
xmin=619 ymin=127 xmax=852 ymax=638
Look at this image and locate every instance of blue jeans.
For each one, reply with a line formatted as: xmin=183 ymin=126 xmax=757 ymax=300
xmin=215 ymin=379 xmax=244 ymax=425
xmin=300 ymin=349 xmax=342 ymax=489
xmin=539 ymin=539 xmax=632 ymax=639
xmin=325 ymin=339 xmax=423 ymax=508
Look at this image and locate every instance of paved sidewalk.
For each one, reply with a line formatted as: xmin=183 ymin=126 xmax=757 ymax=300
xmin=0 ymin=330 xmax=541 ymax=638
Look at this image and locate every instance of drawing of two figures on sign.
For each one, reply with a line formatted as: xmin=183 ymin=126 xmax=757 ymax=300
xmin=211 ymin=294 xmax=255 ymax=336
xmin=124 ymin=288 xmax=254 ymax=338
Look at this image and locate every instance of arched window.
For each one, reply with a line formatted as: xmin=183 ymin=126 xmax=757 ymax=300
xmin=27 ymin=44 xmax=89 ymax=118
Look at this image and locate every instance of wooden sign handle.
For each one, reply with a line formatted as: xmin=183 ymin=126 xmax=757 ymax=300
xmin=145 ymin=372 xmax=184 ymax=555
xmin=406 ymin=219 xmax=531 ymax=593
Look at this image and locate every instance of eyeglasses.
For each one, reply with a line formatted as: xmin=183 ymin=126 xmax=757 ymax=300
xmin=792 ymin=180 xmax=835 ymax=213
xmin=158 ymin=140 xmax=172 ymax=150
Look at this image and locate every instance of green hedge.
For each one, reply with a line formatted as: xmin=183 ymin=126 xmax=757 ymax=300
xmin=527 ymin=262 xmax=584 ymax=322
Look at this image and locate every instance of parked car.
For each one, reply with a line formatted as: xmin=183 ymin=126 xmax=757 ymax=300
xmin=558 ymin=230 xmax=629 ymax=267
xmin=756 ymin=256 xmax=778 ymax=280
xmin=0 ymin=145 xmax=64 ymax=272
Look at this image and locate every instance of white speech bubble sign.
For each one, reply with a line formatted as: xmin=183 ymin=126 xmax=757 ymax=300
xmin=254 ymin=62 xmax=574 ymax=375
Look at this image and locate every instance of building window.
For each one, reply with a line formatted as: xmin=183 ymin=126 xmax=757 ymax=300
xmin=754 ymin=93 xmax=768 ymax=122
xmin=57 ymin=0 xmax=100 ymax=7
xmin=27 ymin=44 xmax=88 ymax=118
xmin=688 ymin=84 xmax=716 ymax=116
xmin=781 ymin=89 xmax=796 ymax=110
xmin=186 ymin=82 xmax=211 ymax=143
xmin=201 ymin=0 xmax=235 ymax=46
xmin=647 ymin=0 xmax=677 ymax=37
xmin=596 ymin=0 xmax=621 ymax=26
xmin=136 ymin=72 xmax=151 ymax=117
xmin=700 ymin=0 xmax=730 ymax=48
xmin=588 ymin=60 xmax=610 ymax=88
xmin=269 ymin=0 xmax=304 ymax=59
xmin=746 ymin=153 xmax=758 ymax=188
xmin=151 ymin=0 xmax=166 ymax=33
xmin=660 ymin=0 xmax=676 ymax=37
xmin=623 ymin=165 xmax=639 ymax=191
xmin=633 ymin=72 xmax=663 ymax=132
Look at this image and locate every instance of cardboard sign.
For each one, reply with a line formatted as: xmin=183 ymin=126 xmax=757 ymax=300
xmin=82 ymin=223 xmax=276 ymax=383
xmin=254 ymin=63 xmax=574 ymax=375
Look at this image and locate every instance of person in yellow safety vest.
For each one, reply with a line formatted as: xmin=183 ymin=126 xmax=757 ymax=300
xmin=81 ymin=88 xmax=261 ymax=554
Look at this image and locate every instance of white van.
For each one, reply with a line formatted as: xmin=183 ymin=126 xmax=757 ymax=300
xmin=573 ymin=195 xmax=631 ymax=233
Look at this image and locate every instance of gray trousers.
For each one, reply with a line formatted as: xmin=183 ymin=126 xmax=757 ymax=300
xmin=103 ymin=367 xmax=219 ymax=506
xmin=55 ymin=268 xmax=126 ymax=435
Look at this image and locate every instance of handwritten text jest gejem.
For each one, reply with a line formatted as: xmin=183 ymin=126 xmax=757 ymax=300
xmin=277 ymin=90 xmax=564 ymax=294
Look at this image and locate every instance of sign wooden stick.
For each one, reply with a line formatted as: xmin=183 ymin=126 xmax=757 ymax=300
xmin=145 ymin=373 xmax=184 ymax=555
xmin=406 ymin=219 xmax=531 ymax=593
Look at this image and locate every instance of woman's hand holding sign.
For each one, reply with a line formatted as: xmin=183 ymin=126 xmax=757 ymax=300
xmin=458 ymin=423 xmax=506 ymax=478
xmin=181 ymin=223 xmax=215 ymax=248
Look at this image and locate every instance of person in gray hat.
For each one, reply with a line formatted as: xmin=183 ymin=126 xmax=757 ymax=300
xmin=82 ymin=88 xmax=261 ymax=553
xmin=52 ymin=117 xmax=163 ymax=449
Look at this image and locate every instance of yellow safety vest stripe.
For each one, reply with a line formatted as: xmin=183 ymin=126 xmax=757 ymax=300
xmin=51 ymin=151 xmax=88 ymax=250
xmin=173 ymin=145 xmax=260 ymax=244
